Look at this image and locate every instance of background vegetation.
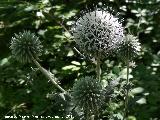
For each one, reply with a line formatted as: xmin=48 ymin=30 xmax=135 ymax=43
xmin=0 ymin=0 xmax=160 ymax=119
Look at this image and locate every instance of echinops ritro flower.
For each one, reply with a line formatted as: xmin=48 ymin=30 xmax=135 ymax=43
xmin=72 ymin=9 xmax=124 ymax=58
xmin=10 ymin=31 xmax=43 ymax=63
xmin=118 ymin=34 xmax=141 ymax=61
xmin=72 ymin=76 xmax=105 ymax=117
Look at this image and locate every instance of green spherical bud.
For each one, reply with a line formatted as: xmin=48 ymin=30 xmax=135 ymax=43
xmin=10 ymin=31 xmax=43 ymax=63
xmin=118 ymin=34 xmax=141 ymax=61
xmin=72 ymin=76 xmax=105 ymax=116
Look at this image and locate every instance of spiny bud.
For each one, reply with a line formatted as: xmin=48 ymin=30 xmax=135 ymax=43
xmin=10 ymin=31 xmax=43 ymax=63
xmin=72 ymin=76 xmax=105 ymax=117
xmin=118 ymin=34 xmax=141 ymax=61
xmin=71 ymin=8 xmax=124 ymax=58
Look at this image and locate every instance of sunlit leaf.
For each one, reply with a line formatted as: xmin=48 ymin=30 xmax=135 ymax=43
xmin=71 ymin=61 xmax=80 ymax=66
xmin=131 ymin=87 xmax=144 ymax=94
xmin=136 ymin=98 xmax=146 ymax=104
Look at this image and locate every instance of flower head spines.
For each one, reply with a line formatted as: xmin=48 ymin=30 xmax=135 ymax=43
xmin=10 ymin=31 xmax=43 ymax=63
xmin=118 ymin=34 xmax=141 ymax=61
xmin=72 ymin=8 xmax=124 ymax=58
xmin=72 ymin=76 xmax=105 ymax=116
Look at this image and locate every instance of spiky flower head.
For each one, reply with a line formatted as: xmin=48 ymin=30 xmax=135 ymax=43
xmin=118 ymin=34 xmax=141 ymax=61
xmin=72 ymin=76 xmax=105 ymax=117
xmin=71 ymin=8 xmax=124 ymax=58
xmin=10 ymin=31 xmax=43 ymax=63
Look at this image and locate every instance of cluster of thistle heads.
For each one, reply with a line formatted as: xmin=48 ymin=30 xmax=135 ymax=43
xmin=71 ymin=7 xmax=141 ymax=60
xmin=10 ymin=6 xmax=141 ymax=119
xmin=10 ymin=8 xmax=141 ymax=64
xmin=71 ymin=7 xmax=141 ymax=117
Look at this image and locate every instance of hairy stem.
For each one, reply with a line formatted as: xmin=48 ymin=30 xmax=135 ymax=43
xmin=31 ymin=57 xmax=71 ymax=97
xmin=96 ymin=52 xmax=101 ymax=81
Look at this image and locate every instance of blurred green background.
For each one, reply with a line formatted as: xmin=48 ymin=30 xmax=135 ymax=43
xmin=0 ymin=0 xmax=160 ymax=120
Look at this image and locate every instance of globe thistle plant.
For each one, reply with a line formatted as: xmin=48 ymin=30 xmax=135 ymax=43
xmin=10 ymin=31 xmax=69 ymax=95
xmin=72 ymin=76 xmax=105 ymax=119
xmin=8 ymin=5 xmax=142 ymax=120
xmin=117 ymin=34 xmax=141 ymax=120
xmin=10 ymin=31 xmax=43 ymax=63
xmin=71 ymin=9 xmax=124 ymax=58
xmin=118 ymin=34 xmax=141 ymax=61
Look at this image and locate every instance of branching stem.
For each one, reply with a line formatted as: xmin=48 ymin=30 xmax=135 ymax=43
xmin=96 ymin=52 xmax=101 ymax=81
xmin=31 ymin=56 xmax=71 ymax=98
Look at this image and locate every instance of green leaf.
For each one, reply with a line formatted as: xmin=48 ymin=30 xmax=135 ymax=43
xmin=71 ymin=61 xmax=80 ymax=66
xmin=72 ymin=67 xmax=80 ymax=71
xmin=62 ymin=65 xmax=76 ymax=70
xmin=67 ymin=50 xmax=74 ymax=57
xmin=113 ymin=66 xmax=120 ymax=74
xmin=62 ymin=65 xmax=80 ymax=71
xmin=131 ymin=87 xmax=144 ymax=94
xmin=136 ymin=98 xmax=146 ymax=104
xmin=0 ymin=58 xmax=9 ymax=66
xmin=131 ymin=10 xmax=139 ymax=14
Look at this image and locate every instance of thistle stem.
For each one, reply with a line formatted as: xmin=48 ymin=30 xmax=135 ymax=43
xmin=96 ymin=52 xmax=101 ymax=81
xmin=31 ymin=57 xmax=71 ymax=98
xmin=123 ymin=49 xmax=130 ymax=120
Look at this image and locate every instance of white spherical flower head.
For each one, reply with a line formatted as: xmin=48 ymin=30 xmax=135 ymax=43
xmin=72 ymin=9 xmax=124 ymax=58
xmin=118 ymin=34 xmax=141 ymax=61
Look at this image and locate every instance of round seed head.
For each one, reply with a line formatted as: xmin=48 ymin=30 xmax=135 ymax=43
xmin=10 ymin=31 xmax=43 ymax=63
xmin=118 ymin=34 xmax=141 ymax=61
xmin=71 ymin=9 xmax=124 ymax=58
xmin=72 ymin=76 xmax=105 ymax=116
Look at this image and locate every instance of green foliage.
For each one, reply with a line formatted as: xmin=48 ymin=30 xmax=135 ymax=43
xmin=0 ymin=0 xmax=160 ymax=120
